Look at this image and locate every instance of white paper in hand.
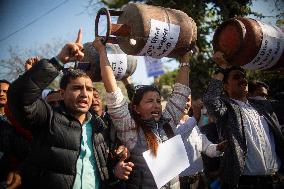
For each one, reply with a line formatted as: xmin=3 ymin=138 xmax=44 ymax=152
xmin=142 ymin=134 xmax=189 ymax=189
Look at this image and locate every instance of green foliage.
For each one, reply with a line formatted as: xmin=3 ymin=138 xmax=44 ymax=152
xmin=158 ymin=70 xmax=178 ymax=88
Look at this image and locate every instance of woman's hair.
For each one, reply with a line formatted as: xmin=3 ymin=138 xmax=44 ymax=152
xmin=131 ymin=85 xmax=161 ymax=156
xmin=131 ymin=85 xmax=160 ymax=106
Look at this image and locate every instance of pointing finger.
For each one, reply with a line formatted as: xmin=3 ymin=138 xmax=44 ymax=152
xmin=75 ymin=28 xmax=83 ymax=44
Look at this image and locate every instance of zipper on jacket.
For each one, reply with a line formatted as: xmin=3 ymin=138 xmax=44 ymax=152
xmin=71 ymin=125 xmax=83 ymax=187
xmin=156 ymin=123 xmax=162 ymax=140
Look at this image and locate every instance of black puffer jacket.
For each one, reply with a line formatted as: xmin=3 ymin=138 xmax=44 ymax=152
xmin=8 ymin=58 xmax=115 ymax=189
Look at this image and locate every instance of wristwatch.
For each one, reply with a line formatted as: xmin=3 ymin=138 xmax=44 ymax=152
xmin=214 ymin=66 xmax=227 ymax=75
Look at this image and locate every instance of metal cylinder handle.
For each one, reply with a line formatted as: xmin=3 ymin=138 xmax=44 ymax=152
xmin=95 ymin=7 xmax=111 ymax=44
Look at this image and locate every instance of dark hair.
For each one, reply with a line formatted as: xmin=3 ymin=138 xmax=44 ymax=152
xmin=0 ymin=79 xmax=11 ymax=85
xmin=255 ymin=80 xmax=269 ymax=90
xmin=60 ymin=69 xmax=90 ymax=89
xmin=248 ymin=80 xmax=269 ymax=95
xmin=131 ymin=85 xmax=160 ymax=106
xmin=223 ymin=66 xmax=246 ymax=83
xmin=131 ymin=85 xmax=161 ymax=156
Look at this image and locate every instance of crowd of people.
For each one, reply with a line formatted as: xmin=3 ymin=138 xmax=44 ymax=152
xmin=0 ymin=28 xmax=283 ymax=189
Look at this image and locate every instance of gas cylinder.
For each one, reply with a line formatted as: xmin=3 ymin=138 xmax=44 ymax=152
xmin=95 ymin=3 xmax=197 ymax=58
xmin=213 ymin=17 xmax=284 ymax=71
xmin=77 ymin=42 xmax=137 ymax=82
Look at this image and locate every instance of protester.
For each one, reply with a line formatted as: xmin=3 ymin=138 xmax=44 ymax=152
xmin=0 ymin=80 xmax=31 ymax=189
xmin=248 ymin=80 xmax=284 ymax=130
xmin=0 ymin=116 xmax=31 ymax=189
xmin=176 ymin=96 xmax=227 ymax=189
xmin=200 ymin=115 xmax=223 ymax=189
xmin=7 ymin=29 xmax=133 ymax=189
xmin=203 ymin=52 xmax=284 ymax=189
xmin=121 ymin=76 xmax=135 ymax=101
xmin=272 ymin=92 xmax=284 ymax=133
xmin=90 ymin=88 xmax=104 ymax=117
xmin=89 ymin=87 xmax=132 ymax=189
xmin=93 ymin=37 xmax=191 ymax=189
xmin=248 ymin=80 xmax=269 ymax=99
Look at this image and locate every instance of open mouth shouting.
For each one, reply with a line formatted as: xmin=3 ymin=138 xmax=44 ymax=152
xmin=78 ymin=99 xmax=89 ymax=108
xmin=151 ymin=111 xmax=161 ymax=120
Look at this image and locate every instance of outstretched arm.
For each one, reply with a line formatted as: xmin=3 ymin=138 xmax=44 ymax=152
xmin=163 ymin=52 xmax=191 ymax=127
xmin=8 ymin=29 xmax=84 ymax=129
xmin=93 ymin=38 xmax=137 ymax=150
xmin=56 ymin=28 xmax=84 ymax=63
xmin=121 ymin=76 xmax=135 ymax=100
xmin=203 ymin=52 xmax=230 ymax=120
xmin=175 ymin=52 xmax=190 ymax=86
xmin=211 ymin=51 xmax=231 ymax=81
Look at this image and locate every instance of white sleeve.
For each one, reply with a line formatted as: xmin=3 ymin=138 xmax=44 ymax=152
xmin=175 ymin=117 xmax=197 ymax=135
xmin=201 ymin=132 xmax=222 ymax=158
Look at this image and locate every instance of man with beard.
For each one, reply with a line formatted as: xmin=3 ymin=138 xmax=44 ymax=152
xmin=203 ymin=52 xmax=284 ymax=189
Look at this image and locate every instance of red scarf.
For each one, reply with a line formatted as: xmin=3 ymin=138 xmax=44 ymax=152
xmin=4 ymin=104 xmax=33 ymax=141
